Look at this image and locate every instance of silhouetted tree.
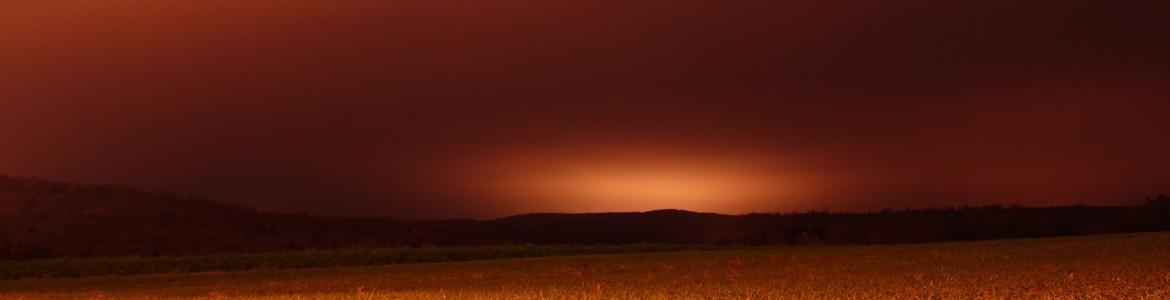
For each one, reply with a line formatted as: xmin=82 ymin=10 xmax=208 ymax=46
xmin=5 ymin=175 xmax=1170 ymax=259
xmin=1148 ymin=194 xmax=1170 ymax=228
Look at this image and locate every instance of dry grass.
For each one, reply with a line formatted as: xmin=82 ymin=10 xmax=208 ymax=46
xmin=3 ymin=232 xmax=1170 ymax=299
xmin=0 ymin=244 xmax=723 ymax=280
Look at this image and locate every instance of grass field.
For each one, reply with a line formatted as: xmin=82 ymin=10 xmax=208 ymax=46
xmin=3 ymin=233 xmax=1170 ymax=299
xmin=0 ymin=244 xmax=724 ymax=280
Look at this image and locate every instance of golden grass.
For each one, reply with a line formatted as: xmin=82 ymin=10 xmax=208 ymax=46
xmin=3 ymin=233 xmax=1170 ymax=299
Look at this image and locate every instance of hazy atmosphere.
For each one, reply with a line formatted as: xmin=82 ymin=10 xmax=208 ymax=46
xmin=3 ymin=0 xmax=1169 ymax=218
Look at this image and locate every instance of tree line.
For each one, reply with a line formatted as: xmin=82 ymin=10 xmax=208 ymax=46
xmin=2 ymin=175 xmax=1168 ymax=259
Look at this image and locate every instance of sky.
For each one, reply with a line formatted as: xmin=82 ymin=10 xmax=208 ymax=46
xmin=2 ymin=1 xmax=1169 ymax=219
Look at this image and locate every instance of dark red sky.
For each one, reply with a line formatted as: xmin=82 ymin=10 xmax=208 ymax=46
xmin=2 ymin=1 xmax=1169 ymax=219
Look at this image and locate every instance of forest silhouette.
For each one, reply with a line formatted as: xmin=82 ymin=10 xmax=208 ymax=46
xmin=2 ymin=175 xmax=1168 ymax=259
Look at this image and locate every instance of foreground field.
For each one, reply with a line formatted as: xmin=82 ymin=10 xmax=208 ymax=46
xmin=0 ymin=244 xmax=723 ymax=280
xmin=3 ymin=233 xmax=1170 ymax=299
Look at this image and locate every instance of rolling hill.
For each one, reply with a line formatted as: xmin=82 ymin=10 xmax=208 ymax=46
xmin=2 ymin=175 xmax=1168 ymax=259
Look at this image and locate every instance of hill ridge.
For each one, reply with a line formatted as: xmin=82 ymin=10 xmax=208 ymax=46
xmin=2 ymin=175 xmax=1169 ymax=259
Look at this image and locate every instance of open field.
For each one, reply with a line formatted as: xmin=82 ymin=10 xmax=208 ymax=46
xmin=0 ymin=244 xmax=724 ymax=280
xmin=3 ymin=233 xmax=1170 ymax=299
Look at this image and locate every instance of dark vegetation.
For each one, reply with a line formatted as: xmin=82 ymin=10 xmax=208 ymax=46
xmin=3 ymin=175 xmax=1170 ymax=260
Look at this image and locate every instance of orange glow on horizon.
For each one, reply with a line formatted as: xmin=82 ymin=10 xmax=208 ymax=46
xmin=463 ymin=147 xmax=811 ymax=214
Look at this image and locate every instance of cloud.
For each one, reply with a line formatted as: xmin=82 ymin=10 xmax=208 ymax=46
xmin=1 ymin=0 xmax=1168 ymax=218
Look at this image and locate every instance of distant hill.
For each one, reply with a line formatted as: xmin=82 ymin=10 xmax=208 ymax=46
xmin=2 ymin=175 xmax=1169 ymax=259
xmin=0 ymin=175 xmax=477 ymax=259
xmin=489 ymin=210 xmax=742 ymax=244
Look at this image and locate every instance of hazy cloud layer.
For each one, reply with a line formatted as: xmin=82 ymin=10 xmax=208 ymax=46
xmin=3 ymin=1 xmax=1169 ymax=218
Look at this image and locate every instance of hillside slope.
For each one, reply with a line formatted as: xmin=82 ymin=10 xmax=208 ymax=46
xmin=2 ymin=175 xmax=1168 ymax=259
xmin=0 ymin=176 xmax=474 ymax=258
